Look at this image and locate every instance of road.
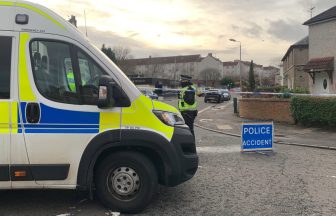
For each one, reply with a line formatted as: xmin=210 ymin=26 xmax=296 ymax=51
xmin=1 ymin=97 xmax=335 ymax=216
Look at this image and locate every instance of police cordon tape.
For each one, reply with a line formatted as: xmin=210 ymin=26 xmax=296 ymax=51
xmin=138 ymin=87 xmax=336 ymax=97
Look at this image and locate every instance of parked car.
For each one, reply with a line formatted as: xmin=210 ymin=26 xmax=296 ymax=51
xmin=198 ymin=87 xmax=214 ymax=97
xmin=204 ymin=90 xmax=224 ymax=103
xmin=197 ymin=88 xmax=207 ymax=97
xmin=220 ymin=89 xmax=231 ymax=101
xmin=140 ymin=88 xmax=159 ymax=100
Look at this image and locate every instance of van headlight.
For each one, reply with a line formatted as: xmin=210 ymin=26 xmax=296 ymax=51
xmin=153 ymin=110 xmax=185 ymax=126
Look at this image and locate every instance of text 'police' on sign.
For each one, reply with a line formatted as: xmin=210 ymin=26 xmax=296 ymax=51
xmin=241 ymin=122 xmax=273 ymax=152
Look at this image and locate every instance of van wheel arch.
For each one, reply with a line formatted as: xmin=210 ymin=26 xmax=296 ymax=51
xmin=93 ymin=146 xmax=166 ymax=186
xmin=77 ymin=130 xmax=174 ymax=190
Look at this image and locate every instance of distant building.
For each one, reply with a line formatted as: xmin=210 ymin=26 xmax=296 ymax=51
xmin=222 ymin=60 xmax=264 ymax=86
xmin=262 ymin=66 xmax=280 ymax=86
xmin=277 ymin=64 xmax=284 ymax=86
xmin=282 ymin=36 xmax=309 ymax=89
xmin=197 ymin=53 xmax=223 ymax=86
xmin=303 ymin=6 xmax=336 ymax=94
xmin=121 ymin=53 xmax=223 ymax=87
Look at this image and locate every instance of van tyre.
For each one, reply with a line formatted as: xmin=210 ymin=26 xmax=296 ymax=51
xmin=95 ymin=152 xmax=158 ymax=213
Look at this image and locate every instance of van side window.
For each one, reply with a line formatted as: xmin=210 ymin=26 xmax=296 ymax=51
xmin=76 ymin=50 xmax=108 ymax=105
xmin=0 ymin=36 xmax=12 ymax=99
xmin=30 ymin=41 xmax=80 ymax=104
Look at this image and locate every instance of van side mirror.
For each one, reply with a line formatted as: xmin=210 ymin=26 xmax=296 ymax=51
xmin=98 ymin=75 xmax=131 ymax=108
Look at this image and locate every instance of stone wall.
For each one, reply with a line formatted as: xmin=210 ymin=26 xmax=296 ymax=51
xmin=239 ymin=98 xmax=294 ymax=124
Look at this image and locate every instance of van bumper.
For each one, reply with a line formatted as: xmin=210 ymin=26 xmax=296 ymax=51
xmin=165 ymin=125 xmax=198 ymax=186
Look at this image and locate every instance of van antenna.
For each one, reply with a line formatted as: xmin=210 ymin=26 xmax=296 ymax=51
xmin=84 ymin=10 xmax=88 ymax=37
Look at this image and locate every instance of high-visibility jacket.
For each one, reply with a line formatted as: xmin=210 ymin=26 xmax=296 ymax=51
xmin=67 ymin=72 xmax=87 ymax=92
xmin=67 ymin=72 xmax=76 ymax=92
xmin=178 ymin=85 xmax=197 ymax=111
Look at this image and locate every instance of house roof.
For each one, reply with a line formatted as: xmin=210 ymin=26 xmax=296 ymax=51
xmin=281 ymin=36 xmax=309 ymax=61
xmin=223 ymin=61 xmax=238 ymax=66
xmin=263 ymin=66 xmax=280 ymax=71
xmin=223 ymin=60 xmax=263 ymax=68
xmin=303 ymin=5 xmax=336 ymax=25
xmin=121 ymin=54 xmax=202 ymax=66
xmin=303 ymin=56 xmax=334 ymax=72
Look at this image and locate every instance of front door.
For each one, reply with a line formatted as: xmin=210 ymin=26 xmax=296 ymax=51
xmin=17 ymin=33 xmax=121 ymax=186
xmin=314 ymin=72 xmax=330 ymax=94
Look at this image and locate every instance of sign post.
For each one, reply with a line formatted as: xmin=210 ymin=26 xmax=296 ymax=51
xmin=241 ymin=122 xmax=273 ymax=152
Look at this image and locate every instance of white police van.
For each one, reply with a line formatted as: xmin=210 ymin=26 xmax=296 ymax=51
xmin=0 ymin=0 xmax=198 ymax=213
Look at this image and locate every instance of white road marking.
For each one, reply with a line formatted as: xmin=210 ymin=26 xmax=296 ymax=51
xmin=198 ymin=105 xmax=214 ymax=114
xmin=199 ymin=119 xmax=213 ymax=122
xmin=197 ymin=145 xmax=241 ymax=153
xmin=217 ymin=124 xmax=233 ymax=130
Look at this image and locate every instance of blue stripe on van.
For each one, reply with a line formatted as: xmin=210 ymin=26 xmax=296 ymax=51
xmin=24 ymin=129 xmax=99 ymax=134
xmin=23 ymin=124 xmax=99 ymax=129
xmin=20 ymin=102 xmax=100 ymax=134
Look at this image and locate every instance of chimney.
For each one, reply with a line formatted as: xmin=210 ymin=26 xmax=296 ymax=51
xmin=68 ymin=15 xmax=77 ymax=27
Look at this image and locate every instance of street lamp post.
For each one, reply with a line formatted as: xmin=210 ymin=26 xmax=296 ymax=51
xmin=229 ymin=38 xmax=242 ymax=90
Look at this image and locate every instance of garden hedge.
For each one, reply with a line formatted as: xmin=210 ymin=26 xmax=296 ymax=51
xmin=291 ymin=96 xmax=336 ymax=126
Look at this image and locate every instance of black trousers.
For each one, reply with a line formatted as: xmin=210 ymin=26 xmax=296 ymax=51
xmin=181 ymin=110 xmax=198 ymax=136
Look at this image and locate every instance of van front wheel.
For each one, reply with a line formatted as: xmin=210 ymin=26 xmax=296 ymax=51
xmin=95 ymin=152 xmax=158 ymax=213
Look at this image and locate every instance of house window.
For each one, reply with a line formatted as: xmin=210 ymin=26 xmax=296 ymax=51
xmin=0 ymin=36 xmax=12 ymax=99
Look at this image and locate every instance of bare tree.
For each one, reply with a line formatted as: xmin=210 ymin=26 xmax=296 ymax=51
xmin=113 ymin=46 xmax=133 ymax=62
xmin=199 ymin=68 xmax=221 ymax=87
xmin=112 ymin=46 xmax=135 ymax=75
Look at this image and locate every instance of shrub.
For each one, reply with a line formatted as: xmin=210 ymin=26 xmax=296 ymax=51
xmin=291 ymin=96 xmax=336 ymax=127
xmin=256 ymin=86 xmax=282 ymax=92
xmin=256 ymin=86 xmax=310 ymax=94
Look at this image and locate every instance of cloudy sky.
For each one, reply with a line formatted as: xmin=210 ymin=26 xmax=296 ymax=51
xmin=30 ymin=0 xmax=335 ymax=66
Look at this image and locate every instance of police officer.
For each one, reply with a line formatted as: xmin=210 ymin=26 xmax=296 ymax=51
xmin=178 ymin=75 xmax=198 ymax=136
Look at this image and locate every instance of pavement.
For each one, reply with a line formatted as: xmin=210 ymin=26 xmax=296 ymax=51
xmin=193 ymin=97 xmax=336 ymax=149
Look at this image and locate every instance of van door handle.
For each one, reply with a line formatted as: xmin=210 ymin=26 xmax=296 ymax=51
xmin=26 ymin=103 xmax=40 ymax=124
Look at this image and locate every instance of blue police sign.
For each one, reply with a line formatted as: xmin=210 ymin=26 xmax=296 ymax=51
xmin=241 ymin=122 xmax=273 ymax=152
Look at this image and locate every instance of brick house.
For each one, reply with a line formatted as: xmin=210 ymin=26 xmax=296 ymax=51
xmin=281 ymin=36 xmax=309 ymax=89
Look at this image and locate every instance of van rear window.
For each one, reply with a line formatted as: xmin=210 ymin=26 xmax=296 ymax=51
xmin=0 ymin=36 xmax=12 ymax=99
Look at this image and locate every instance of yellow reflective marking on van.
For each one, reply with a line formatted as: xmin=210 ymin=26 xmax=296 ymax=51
xmin=0 ymin=102 xmax=19 ymax=134
xmin=122 ymin=95 xmax=174 ymax=141
xmin=0 ymin=102 xmax=10 ymax=134
xmin=11 ymin=102 xmax=18 ymax=134
xmin=152 ymin=100 xmax=179 ymax=113
xmin=99 ymin=112 xmax=120 ymax=132
xmin=19 ymin=33 xmax=37 ymax=102
xmin=0 ymin=1 xmax=65 ymax=29
xmin=0 ymin=1 xmax=14 ymax=6
xmin=15 ymin=2 xmax=65 ymax=30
